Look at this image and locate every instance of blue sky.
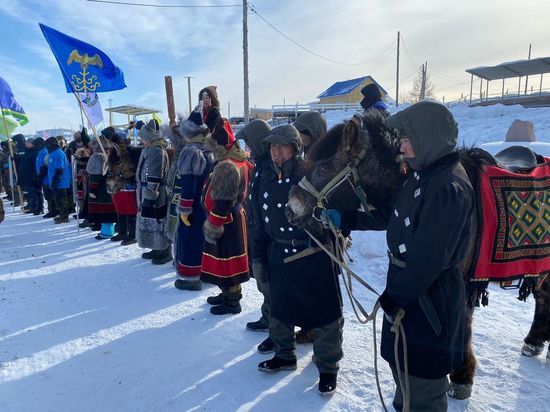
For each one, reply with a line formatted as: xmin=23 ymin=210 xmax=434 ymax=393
xmin=1 ymin=0 xmax=549 ymax=135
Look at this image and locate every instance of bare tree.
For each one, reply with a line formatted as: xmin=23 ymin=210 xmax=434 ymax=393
xmin=408 ymin=63 xmax=435 ymax=102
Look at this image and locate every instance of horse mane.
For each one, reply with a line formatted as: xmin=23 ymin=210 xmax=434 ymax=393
xmin=458 ymin=146 xmax=496 ymax=191
xmin=306 ymin=123 xmax=346 ymax=162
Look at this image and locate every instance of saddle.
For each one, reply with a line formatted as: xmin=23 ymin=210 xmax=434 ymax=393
xmin=493 ymin=145 xmax=538 ymax=173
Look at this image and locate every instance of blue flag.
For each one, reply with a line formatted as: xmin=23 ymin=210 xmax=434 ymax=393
xmin=0 ymin=76 xmax=29 ymax=126
xmin=39 ymin=23 xmax=126 ymax=93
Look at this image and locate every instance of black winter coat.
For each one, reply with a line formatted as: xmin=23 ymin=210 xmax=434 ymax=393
xmin=344 ymin=152 xmax=473 ymax=379
xmin=18 ymin=147 xmax=39 ymax=187
xmin=251 ymin=158 xmax=342 ymax=329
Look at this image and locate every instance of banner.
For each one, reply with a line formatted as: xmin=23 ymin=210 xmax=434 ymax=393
xmin=39 ymin=23 xmax=126 ymax=93
xmin=79 ymin=92 xmax=103 ymax=127
xmin=0 ymin=76 xmax=29 ymax=127
xmin=0 ymin=117 xmax=18 ymax=141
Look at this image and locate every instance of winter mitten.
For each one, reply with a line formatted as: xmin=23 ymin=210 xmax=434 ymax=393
xmin=203 ymin=218 xmax=224 ymax=242
xmin=252 ymin=260 xmax=268 ymax=283
xmin=379 ymin=290 xmax=400 ymax=318
xmin=321 ymin=209 xmax=341 ymax=229
xmin=177 ymin=198 xmax=193 ymax=216
xmin=141 ymin=199 xmax=155 ymax=209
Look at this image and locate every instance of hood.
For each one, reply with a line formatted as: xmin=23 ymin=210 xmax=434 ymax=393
xmin=293 ymin=111 xmax=327 ymax=146
xmin=386 ymin=101 xmax=457 ymax=170
xmin=236 ymin=119 xmax=271 ymax=158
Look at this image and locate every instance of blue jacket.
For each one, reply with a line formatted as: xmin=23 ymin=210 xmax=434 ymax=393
xmin=36 ymin=147 xmax=49 ymax=185
xmin=47 ymin=148 xmax=71 ymax=189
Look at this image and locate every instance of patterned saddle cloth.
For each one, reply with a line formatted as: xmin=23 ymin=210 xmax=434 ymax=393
xmin=471 ymin=155 xmax=550 ymax=283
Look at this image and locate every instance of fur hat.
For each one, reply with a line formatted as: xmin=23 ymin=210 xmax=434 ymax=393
xmin=101 ymin=126 xmax=116 ymax=140
xmin=135 ymin=120 xmax=145 ymax=130
xmin=139 ymin=119 xmax=163 ymax=142
xmin=505 ymin=119 xmax=536 ymax=142
xmin=198 ymin=86 xmax=220 ymax=108
xmin=236 ymin=119 xmax=271 ymax=158
xmin=263 ymin=124 xmax=302 ymax=154
xmin=293 ymin=111 xmax=327 ymax=145
xmin=361 ymin=83 xmax=382 ymax=101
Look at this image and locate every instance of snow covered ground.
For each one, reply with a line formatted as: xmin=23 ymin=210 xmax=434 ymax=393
xmin=1 ymin=103 xmax=549 ymax=411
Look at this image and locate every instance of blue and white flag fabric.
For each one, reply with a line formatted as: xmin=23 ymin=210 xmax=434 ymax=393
xmin=0 ymin=76 xmax=29 ymax=127
xmin=79 ymin=92 xmax=104 ymax=127
xmin=39 ymin=23 xmax=126 ymax=93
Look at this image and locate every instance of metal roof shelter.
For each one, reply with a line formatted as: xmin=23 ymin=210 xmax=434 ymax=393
xmin=317 ymin=76 xmax=388 ymax=99
xmin=105 ymin=104 xmax=162 ymax=125
xmin=465 ymin=57 xmax=550 ymax=106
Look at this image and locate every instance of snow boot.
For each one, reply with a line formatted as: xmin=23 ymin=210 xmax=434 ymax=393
xmin=521 ymin=342 xmax=544 ymax=357
xmin=120 ymin=238 xmax=137 ymax=246
xmin=79 ymin=219 xmax=90 ymax=228
xmin=318 ymin=373 xmax=338 ymax=396
xmin=210 ymin=301 xmax=241 ymax=315
xmin=110 ymin=233 xmax=125 ymax=241
xmin=447 ymin=382 xmax=472 ymax=400
xmin=151 ymin=247 xmax=173 ymax=265
xmin=120 ymin=216 xmax=137 ymax=246
xmin=206 ymin=293 xmax=223 ymax=305
xmin=257 ymin=337 xmax=275 ymax=354
xmin=54 ymin=216 xmax=70 ymax=224
xmin=258 ymin=356 xmax=297 ymax=373
xmin=174 ymin=278 xmax=202 ymax=291
xmin=141 ymin=250 xmax=159 ymax=259
xmin=295 ymin=328 xmax=315 ymax=344
xmin=246 ymin=319 xmax=269 ymax=332
xmin=111 ymin=217 xmax=127 ymax=241
xmin=43 ymin=210 xmax=58 ymax=218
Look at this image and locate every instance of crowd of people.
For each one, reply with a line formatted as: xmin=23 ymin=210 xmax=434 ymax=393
xmin=2 ymin=82 xmax=472 ymax=410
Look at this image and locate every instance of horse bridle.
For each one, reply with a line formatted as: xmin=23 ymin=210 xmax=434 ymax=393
xmin=298 ymin=143 xmax=373 ymax=221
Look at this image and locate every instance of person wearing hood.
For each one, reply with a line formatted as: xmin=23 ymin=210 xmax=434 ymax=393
xmin=67 ymin=127 xmax=91 ymax=163
xmin=170 ymin=119 xmax=215 ymax=291
xmin=293 ymin=111 xmax=327 ymax=155
xmin=31 ymin=137 xmax=47 ymax=215
xmin=329 ymin=101 xmax=474 ymax=410
xmin=200 ymin=118 xmax=252 ymax=315
xmin=251 ymin=124 xmax=344 ymax=396
xmin=188 ymin=86 xmax=222 ymax=132
xmin=236 ymin=120 xmax=273 ymax=334
xmin=45 ymin=137 xmax=73 ymax=224
xmin=135 ymin=119 xmax=172 ymax=264
xmin=360 ymin=83 xmax=390 ymax=117
xmin=19 ymin=138 xmax=41 ymax=214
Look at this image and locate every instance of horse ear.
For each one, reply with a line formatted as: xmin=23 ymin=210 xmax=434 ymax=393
xmin=340 ymin=115 xmax=361 ymax=155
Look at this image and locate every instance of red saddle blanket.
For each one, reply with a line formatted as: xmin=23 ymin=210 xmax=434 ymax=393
xmin=472 ymin=158 xmax=550 ymax=281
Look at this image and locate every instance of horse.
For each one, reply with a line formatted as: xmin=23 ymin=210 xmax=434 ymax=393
xmin=286 ymin=110 xmax=550 ymax=399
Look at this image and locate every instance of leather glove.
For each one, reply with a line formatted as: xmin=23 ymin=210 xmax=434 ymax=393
xmin=321 ymin=209 xmax=341 ymax=229
xmin=252 ymin=260 xmax=268 ymax=283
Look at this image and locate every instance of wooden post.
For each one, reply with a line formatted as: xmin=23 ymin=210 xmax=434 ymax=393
xmin=501 ymin=78 xmax=505 ymax=99
xmin=164 ymin=76 xmax=176 ymax=127
xmin=243 ymin=0 xmax=250 ymax=124
xmin=525 ymin=43 xmax=532 ymax=94
xmin=184 ymin=76 xmax=192 ymax=116
xmin=479 ymin=78 xmax=483 ymax=101
xmin=469 ymin=74 xmax=473 ymax=106
xmin=396 ymin=31 xmax=400 ymax=107
xmin=486 ymin=80 xmax=489 ymax=102
xmin=539 ymin=73 xmax=544 ymax=95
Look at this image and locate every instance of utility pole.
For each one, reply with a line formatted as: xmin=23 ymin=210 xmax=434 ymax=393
xmin=420 ymin=62 xmax=427 ymax=101
xmin=108 ymin=97 xmax=112 ymax=126
xmin=396 ymin=31 xmax=400 ymax=107
xmin=243 ymin=0 xmax=250 ymax=124
xmin=524 ymin=43 xmax=532 ymax=94
xmin=184 ymin=76 xmax=193 ymax=116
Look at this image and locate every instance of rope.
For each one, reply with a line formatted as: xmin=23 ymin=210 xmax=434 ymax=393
xmin=304 ymin=222 xmax=411 ymax=411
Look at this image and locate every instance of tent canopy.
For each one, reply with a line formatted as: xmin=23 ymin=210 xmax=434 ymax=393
xmin=466 ymin=57 xmax=550 ymax=81
xmin=105 ymin=105 xmax=161 ymax=116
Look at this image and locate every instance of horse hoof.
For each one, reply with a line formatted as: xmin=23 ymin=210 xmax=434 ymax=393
xmin=521 ymin=342 xmax=544 ymax=357
xmin=448 ymin=382 xmax=472 ymax=400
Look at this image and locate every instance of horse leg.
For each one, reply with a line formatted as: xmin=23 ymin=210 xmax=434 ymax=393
xmin=448 ymin=307 xmax=476 ymax=400
xmin=522 ymin=274 xmax=550 ymax=358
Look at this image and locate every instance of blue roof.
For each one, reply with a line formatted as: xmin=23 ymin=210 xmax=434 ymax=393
xmin=317 ymin=76 xmax=387 ymax=98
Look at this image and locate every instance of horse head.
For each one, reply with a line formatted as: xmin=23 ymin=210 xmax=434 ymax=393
xmin=286 ymin=110 xmax=405 ymax=229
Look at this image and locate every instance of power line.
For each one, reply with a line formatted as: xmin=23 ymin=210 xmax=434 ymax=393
xmin=86 ymin=0 xmax=241 ymax=8
xmin=399 ymin=35 xmax=418 ymax=67
xmin=248 ymin=4 xmax=396 ymax=66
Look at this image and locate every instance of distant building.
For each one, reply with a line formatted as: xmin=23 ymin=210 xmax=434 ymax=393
xmin=35 ymin=128 xmax=73 ymax=139
xmin=249 ymin=108 xmax=272 ymax=121
xmin=317 ymin=75 xmax=388 ymax=104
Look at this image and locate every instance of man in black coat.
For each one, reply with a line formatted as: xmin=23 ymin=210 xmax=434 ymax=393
xmin=334 ymin=101 xmax=473 ymax=410
xmin=252 ymin=124 xmax=344 ymax=396
xmin=19 ymin=138 xmax=43 ymax=214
